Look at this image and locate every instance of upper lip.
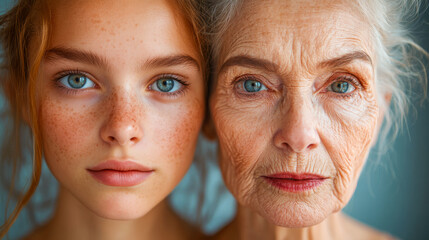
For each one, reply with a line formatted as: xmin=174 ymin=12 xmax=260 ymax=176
xmin=264 ymin=172 xmax=327 ymax=180
xmin=87 ymin=160 xmax=153 ymax=172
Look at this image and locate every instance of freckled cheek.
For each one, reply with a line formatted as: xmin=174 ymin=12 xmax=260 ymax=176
xmin=157 ymin=102 xmax=204 ymax=164
xmin=40 ymin=99 xmax=98 ymax=166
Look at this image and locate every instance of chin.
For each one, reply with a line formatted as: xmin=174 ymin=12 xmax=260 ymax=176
xmin=248 ymin=183 xmax=338 ymax=228
xmin=84 ymin=195 xmax=154 ymax=220
xmin=254 ymin=199 xmax=334 ymax=228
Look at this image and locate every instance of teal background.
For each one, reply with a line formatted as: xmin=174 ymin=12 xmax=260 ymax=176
xmin=0 ymin=0 xmax=428 ymax=239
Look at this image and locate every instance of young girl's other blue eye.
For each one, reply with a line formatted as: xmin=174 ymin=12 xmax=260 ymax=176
xmin=243 ymin=79 xmax=267 ymax=92
xmin=151 ymin=78 xmax=182 ymax=93
xmin=58 ymin=74 xmax=95 ymax=89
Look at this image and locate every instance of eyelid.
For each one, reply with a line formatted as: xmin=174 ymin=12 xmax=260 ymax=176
xmin=319 ymin=73 xmax=362 ymax=92
xmin=232 ymin=74 xmax=274 ymax=87
xmin=54 ymin=70 xmax=99 ymax=93
xmin=148 ymin=73 xmax=190 ymax=97
xmin=317 ymin=73 xmax=362 ymax=99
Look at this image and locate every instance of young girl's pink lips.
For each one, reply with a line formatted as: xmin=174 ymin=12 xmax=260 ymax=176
xmin=87 ymin=160 xmax=154 ymax=187
xmin=263 ymin=172 xmax=328 ymax=193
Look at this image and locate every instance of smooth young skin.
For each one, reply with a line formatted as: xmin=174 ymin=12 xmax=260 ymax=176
xmin=27 ymin=0 xmax=204 ymax=239
xmin=210 ymin=0 xmax=391 ymax=239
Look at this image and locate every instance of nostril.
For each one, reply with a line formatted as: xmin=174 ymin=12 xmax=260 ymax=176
xmin=308 ymin=143 xmax=317 ymax=150
xmin=130 ymin=137 xmax=138 ymax=142
xmin=108 ymin=136 xmax=115 ymax=142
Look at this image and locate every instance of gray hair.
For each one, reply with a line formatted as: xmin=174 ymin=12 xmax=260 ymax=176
xmin=208 ymin=0 xmax=428 ymax=150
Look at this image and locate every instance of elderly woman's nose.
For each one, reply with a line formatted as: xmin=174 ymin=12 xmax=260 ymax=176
xmin=273 ymin=99 xmax=320 ymax=153
xmin=100 ymin=90 xmax=143 ymax=146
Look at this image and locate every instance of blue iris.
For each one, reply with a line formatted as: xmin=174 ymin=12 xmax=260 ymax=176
xmin=331 ymin=81 xmax=349 ymax=93
xmin=67 ymin=74 xmax=88 ymax=89
xmin=244 ymin=79 xmax=263 ymax=92
xmin=156 ymin=79 xmax=175 ymax=92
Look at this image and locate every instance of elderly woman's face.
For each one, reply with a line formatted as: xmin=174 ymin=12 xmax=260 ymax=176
xmin=210 ymin=0 xmax=380 ymax=227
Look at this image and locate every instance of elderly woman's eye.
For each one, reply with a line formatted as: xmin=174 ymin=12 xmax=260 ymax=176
xmin=58 ymin=73 xmax=95 ymax=89
xmin=243 ymin=79 xmax=267 ymax=92
xmin=327 ymin=80 xmax=356 ymax=94
xmin=150 ymin=77 xmax=185 ymax=93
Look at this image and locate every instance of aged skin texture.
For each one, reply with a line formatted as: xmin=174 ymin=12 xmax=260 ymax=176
xmin=210 ymin=0 xmax=391 ymax=239
xmin=29 ymin=0 xmax=204 ymax=239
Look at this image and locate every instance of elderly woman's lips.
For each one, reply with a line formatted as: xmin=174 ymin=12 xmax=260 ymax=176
xmin=263 ymin=173 xmax=327 ymax=193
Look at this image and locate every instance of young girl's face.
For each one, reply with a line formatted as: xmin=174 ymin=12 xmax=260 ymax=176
xmin=36 ymin=0 xmax=204 ymax=219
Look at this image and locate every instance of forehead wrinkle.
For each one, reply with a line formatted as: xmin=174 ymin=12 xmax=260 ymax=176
xmin=219 ymin=0 xmax=374 ymax=88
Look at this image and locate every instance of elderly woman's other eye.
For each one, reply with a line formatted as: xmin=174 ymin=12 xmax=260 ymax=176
xmin=243 ymin=79 xmax=267 ymax=92
xmin=58 ymin=73 xmax=95 ymax=89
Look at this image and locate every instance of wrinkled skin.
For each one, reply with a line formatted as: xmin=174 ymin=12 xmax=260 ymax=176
xmin=37 ymin=0 xmax=204 ymax=223
xmin=210 ymin=0 xmax=382 ymax=229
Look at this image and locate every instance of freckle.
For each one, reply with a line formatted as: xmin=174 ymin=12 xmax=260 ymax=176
xmin=101 ymin=27 xmax=106 ymax=32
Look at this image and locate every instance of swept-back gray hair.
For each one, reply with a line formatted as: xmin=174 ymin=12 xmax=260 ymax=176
xmin=208 ymin=0 xmax=428 ymax=149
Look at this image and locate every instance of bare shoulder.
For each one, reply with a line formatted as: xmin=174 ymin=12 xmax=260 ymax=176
xmin=338 ymin=213 xmax=395 ymax=240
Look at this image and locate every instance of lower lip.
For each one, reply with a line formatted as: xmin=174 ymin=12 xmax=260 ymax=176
xmin=88 ymin=170 xmax=153 ymax=187
xmin=264 ymin=177 xmax=325 ymax=193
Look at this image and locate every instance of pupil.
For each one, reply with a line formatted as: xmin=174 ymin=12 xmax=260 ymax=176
xmin=244 ymin=80 xmax=261 ymax=92
xmin=68 ymin=74 xmax=86 ymax=89
xmin=334 ymin=82 xmax=348 ymax=93
xmin=157 ymin=79 xmax=174 ymax=92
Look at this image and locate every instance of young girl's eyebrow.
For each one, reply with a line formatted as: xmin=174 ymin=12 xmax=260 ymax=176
xmin=44 ymin=46 xmax=110 ymax=69
xmin=143 ymin=54 xmax=200 ymax=72
xmin=44 ymin=46 xmax=200 ymax=72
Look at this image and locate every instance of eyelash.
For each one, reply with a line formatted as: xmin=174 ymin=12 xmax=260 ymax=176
xmin=53 ymin=71 xmax=190 ymax=97
xmin=54 ymin=69 xmax=97 ymax=95
xmin=232 ymin=74 xmax=270 ymax=98
xmin=231 ymin=73 xmax=362 ymax=100
xmin=148 ymin=74 xmax=190 ymax=98
xmin=324 ymin=74 xmax=362 ymax=99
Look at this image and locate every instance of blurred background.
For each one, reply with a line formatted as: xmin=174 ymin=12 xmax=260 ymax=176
xmin=0 ymin=0 xmax=428 ymax=239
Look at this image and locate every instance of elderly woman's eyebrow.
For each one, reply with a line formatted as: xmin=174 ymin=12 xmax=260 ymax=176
xmin=318 ymin=51 xmax=372 ymax=68
xmin=219 ymin=55 xmax=279 ymax=74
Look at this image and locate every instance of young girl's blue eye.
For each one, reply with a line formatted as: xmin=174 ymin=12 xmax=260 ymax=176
xmin=328 ymin=81 xmax=355 ymax=93
xmin=151 ymin=78 xmax=182 ymax=93
xmin=243 ymin=79 xmax=267 ymax=92
xmin=58 ymin=74 xmax=95 ymax=89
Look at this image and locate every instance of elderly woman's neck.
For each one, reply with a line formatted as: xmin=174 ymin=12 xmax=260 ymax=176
xmin=216 ymin=205 xmax=380 ymax=240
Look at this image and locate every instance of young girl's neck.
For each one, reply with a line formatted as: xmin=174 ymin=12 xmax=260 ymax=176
xmin=26 ymin=187 xmax=198 ymax=240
